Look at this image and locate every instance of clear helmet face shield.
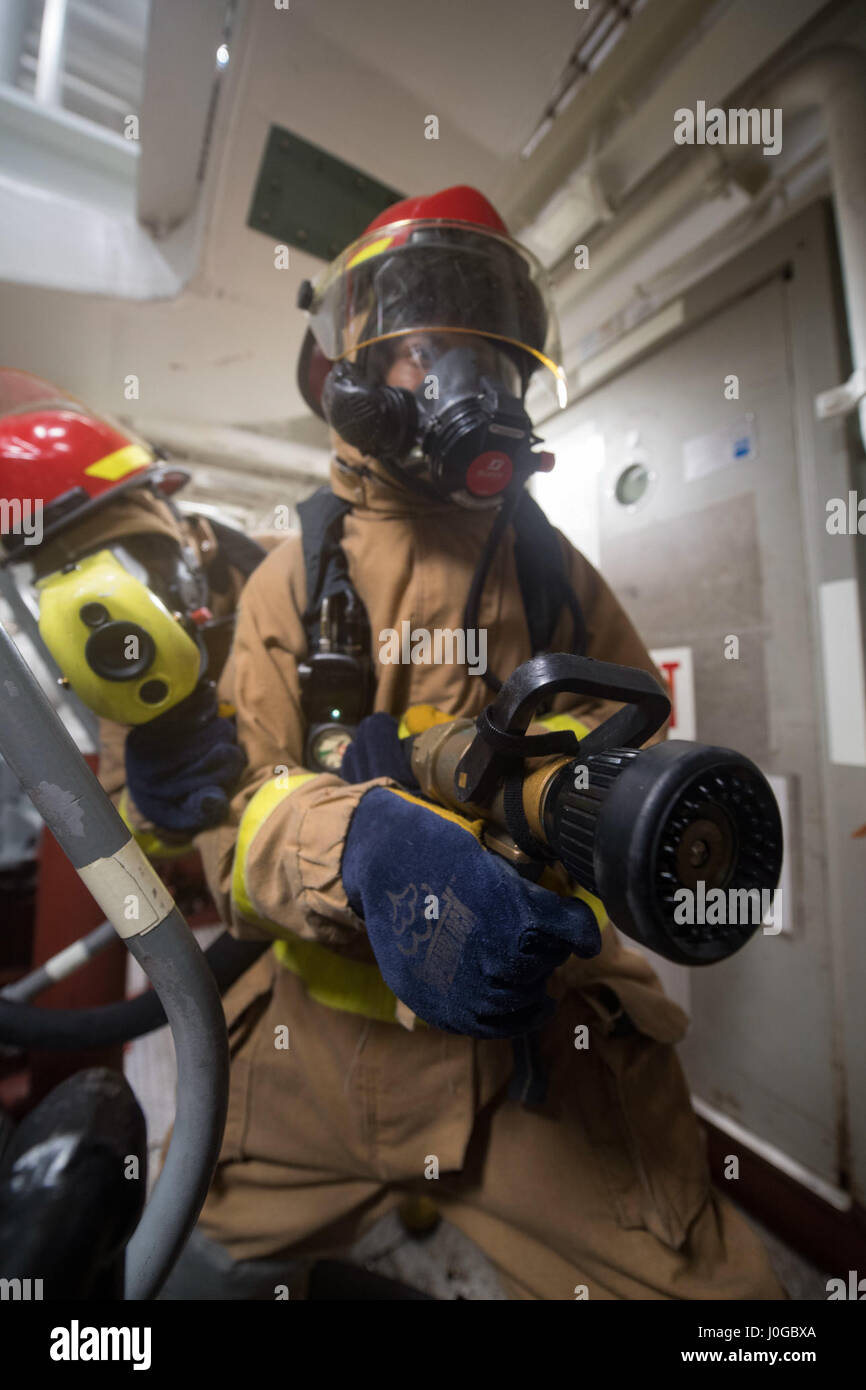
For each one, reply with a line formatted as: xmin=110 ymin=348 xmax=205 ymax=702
xmin=306 ymin=218 xmax=567 ymax=410
xmin=0 ymin=369 xmax=79 ymax=416
xmin=306 ymin=219 xmax=567 ymax=505
xmin=0 ymin=370 xmax=139 ymax=437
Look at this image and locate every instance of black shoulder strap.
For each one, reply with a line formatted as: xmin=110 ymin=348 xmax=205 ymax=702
xmin=207 ymin=517 xmax=267 ymax=581
xmin=512 ymin=492 xmax=587 ymax=656
xmin=296 ymin=486 xmax=359 ymax=643
xmin=297 ymin=484 xmax=587 ymax=669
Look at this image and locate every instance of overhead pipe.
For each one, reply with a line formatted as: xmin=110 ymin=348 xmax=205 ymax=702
xmin=551 ymin=146 xmax=728 ymax=307
xmin=34 ymin=0 xmax=69 ymax=107
xmin=502 ymin=0 xmax=719 ymax=236
xmin=769 ymin=48 xmax=866 ymax=449
xmin=0 ymin=0 xmax=30 ymax=87
xmin=544 ymin=43 xmax=866 ymax=452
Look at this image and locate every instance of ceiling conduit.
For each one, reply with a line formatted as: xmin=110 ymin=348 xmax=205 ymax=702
xmin=769 ymin=47 xmax=866 ymax=449
xmin=540 ymin=44 xmax=866 ymax=451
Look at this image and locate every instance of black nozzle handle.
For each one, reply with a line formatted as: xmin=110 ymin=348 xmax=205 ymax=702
xmin=456 ymin=653 xmax=671 ymax=803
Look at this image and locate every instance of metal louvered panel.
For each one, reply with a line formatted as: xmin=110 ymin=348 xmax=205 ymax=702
xmin=12 ymin=0 xmax=150 ymax=136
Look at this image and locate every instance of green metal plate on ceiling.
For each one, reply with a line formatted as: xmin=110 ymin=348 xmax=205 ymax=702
xmin=247 ymin=125 xmax=403 ymax=262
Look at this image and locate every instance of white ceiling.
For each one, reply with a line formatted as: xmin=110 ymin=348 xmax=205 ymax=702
xmin=291 ymin=0 xmax=583 ymax=163
xmin=0 ymin=0 xmax=598 ymax=433
xmin=0 ymin=0 xmax=850 ymax=447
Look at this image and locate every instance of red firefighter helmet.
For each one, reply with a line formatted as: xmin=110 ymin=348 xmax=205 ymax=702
xmin=296 ymin=184 xmax=564 ymax=418
xmin=0 ymin=370 xmax=183 ymax=563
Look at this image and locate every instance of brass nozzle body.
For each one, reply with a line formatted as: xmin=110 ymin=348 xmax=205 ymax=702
xmin=409 ymin=719 xmax=572 ymax=845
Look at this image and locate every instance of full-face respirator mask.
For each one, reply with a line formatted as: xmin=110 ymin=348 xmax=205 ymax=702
xmin=321 ymin=334 xmax=555 ymax=508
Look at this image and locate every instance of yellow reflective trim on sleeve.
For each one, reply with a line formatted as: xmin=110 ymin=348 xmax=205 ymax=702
xmin=228 ymin=775 xmax=425 ymax=1028
xmin=386 ymin=786 xmax=485 ymax=841
xmin=273 ymin=934 xmax=404 ymax=1024
xmin=84 ymin=443 xmax=153 ymax=481
xmin=538 ymin=713 xmax=591 ymax=739
xmin=231 ymin=772 xmax=316 ymax=922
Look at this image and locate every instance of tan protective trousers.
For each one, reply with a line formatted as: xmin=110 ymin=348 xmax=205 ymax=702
xmin=196 ymin=950 xmax=785 ymax=1301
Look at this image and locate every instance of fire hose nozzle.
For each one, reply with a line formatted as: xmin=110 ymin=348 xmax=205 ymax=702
xmin=410 ymin=654 xmax=783 ymax=966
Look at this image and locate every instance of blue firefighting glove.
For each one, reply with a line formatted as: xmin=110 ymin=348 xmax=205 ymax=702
xmin=341 ymin=786 xmax=601 ymax=1038
xmin=124 ymin=682 xmax=246 ymax=833
xmin=339 ymin=712 xmax=419 ymax=787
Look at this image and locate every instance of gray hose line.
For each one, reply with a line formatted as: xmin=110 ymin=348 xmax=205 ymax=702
xmin=0 ymin=619 xmax=229 ymax=1300
xmin=123 ymin=912 xmax=229 ymax=1300
xmin=0 ymin=565 xmax=101 ymax=747
xmin=1 ymin=919 xmax=116 ymax=1003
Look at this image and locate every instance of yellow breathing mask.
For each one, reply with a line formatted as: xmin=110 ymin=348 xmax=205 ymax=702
xmin=37 ymin=549 xmax=202 ymax=725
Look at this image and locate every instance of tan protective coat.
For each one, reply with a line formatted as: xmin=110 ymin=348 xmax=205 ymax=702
xmin=195 ymin=450 xmax=783 ymax=1299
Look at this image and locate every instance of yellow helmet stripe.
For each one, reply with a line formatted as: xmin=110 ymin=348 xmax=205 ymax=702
xmin=84 ymin=443 xmax=153 ymax=482
xmin=346 ymin=235 xmax=395 ymax=270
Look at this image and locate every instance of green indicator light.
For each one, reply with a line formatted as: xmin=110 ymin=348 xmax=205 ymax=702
xmin=330 ymin=708 xmax=342 ymax=720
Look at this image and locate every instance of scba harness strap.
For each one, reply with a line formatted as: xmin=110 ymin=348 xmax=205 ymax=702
xmin=296 ymin=484 xmax=587 ymax=689
xmin=294 ymin=486 xmax=591 ymax=1101
xmin=297 ymin=487 xmax=361 ymax=640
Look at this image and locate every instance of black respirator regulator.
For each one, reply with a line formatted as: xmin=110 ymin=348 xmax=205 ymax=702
xmin=320 ymin=340 xmax=555 ymax=507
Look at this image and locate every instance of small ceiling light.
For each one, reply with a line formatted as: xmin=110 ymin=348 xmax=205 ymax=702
xmin=216 ymin=44 xmax=230 ymax=68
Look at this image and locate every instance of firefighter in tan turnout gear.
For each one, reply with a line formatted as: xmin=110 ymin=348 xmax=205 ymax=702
xmin=165 ymin=186 xmax=784 ymax=1300
xmin=0 ymin=370 xmax=268 ymax=861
